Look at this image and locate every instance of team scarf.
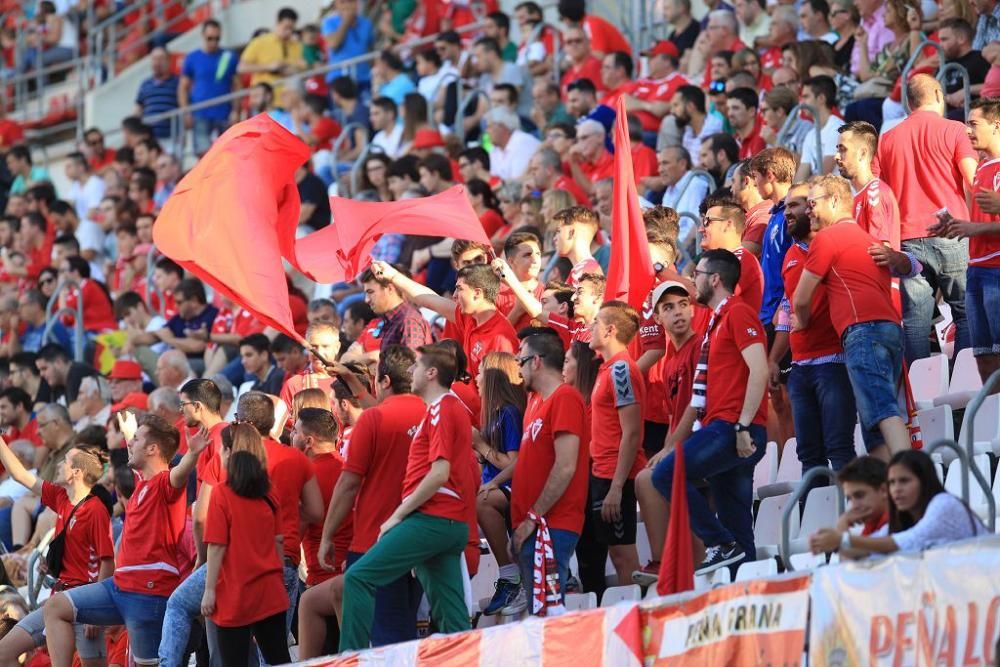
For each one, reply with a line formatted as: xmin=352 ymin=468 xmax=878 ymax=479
xmin=690 ymin=296 xmax=732 ymax=425
xmin=528 ymin=511 xmax=565 ymax=617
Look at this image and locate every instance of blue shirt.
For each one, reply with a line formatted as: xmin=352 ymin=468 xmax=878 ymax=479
xmin=21 ymin=321 xmax=73 ymax=355
xmin=166 ymin=305 xmax=219 ymax=357
xmin=181 ymin=49 xmax=238 ymax=120
xmin=136 ymin=75 xmax=180 ymax=139
xmin=759 ymin=201 xmax=792 ymax=324
xmin=481 ymin=404 xmax=522 ymax=487
xmin=321 ymin=14 xmax=374 ymax=84
xmin=379 ymin=73 xmax=416 ymax=107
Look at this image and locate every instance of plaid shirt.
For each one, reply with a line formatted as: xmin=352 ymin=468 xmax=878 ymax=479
xmin=381 ymin=302 xmax=432 ymax=351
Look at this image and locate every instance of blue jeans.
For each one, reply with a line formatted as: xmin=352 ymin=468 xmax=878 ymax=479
xmin=965 ymin=266 xmax=1000 ymax=356
xmin=900 ymin=237 xmax=970 ymax=361
xmin=192 ymin=117 xmax=229 ymax=156
xmin=651 ymin=420 xmax=766 ymax=559
xmin=158 ymin=564 xmax=221 ymax=667
xmin=843 ymin=321 xmax=905 ymax=452
xmin=788 ymin=362 xmax=858 ymax=473
xmin=282 ymin=564 xmax=300 ymax=634
xmin=66 ymin=578 xmax=169 ymax=663
xmin=516 ymin=528 xmax=579 ymax=609
xmin=345 ymin=551 xmax=422 ymax=647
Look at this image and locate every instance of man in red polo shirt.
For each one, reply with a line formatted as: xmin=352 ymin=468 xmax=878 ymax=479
xmin=624 ymin=41 xmax=688 ymax=135
xmin=340 ymin=343 xmax=476 ymax=651
xmin=279 ymin=323 xmax=341 ymax=411
xmin=58 ymin=256 xmax=116 ymax=334
xmin=649 ymin=249 xmax=769 ymax=574
xmin=568 ymin=119 xmax=615 ymax=197
xmin=511 ymin=331 xmax=589 ymax=613
xmin=527 ymin=147 xmax=589 ymax=205
xmin=588 ymin=301 xmax=645 ymax=586
xmin=793 ymin=175 xmax=910 ymax=461
xmin=559 ymin=26 xmax=604 ymax=98
xmin=727 ymin=88 xmax=766 ymax=160
xmin=699 ymin=197 xmax=765 ymax=313
xmin=373 ymin=261 xmax=518 ymax=379
xmin=558 ymin=0 xmax=631 ymax=57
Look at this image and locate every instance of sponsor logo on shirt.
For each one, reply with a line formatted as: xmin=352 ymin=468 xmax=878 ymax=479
xmin=747 ymin=327 xmax=759 ymax=337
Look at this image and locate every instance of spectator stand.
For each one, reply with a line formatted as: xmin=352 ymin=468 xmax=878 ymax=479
xmin=900 ymin=39 xmax=971 ymax=120
xmin=44 ymin=276 xmax=85 ymax=362
xmin=777 ymin=103 xmax=824 ymax=175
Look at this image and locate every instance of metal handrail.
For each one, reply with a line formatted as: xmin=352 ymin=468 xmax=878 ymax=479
xmin=937 ymin=62 xmax=971 ymax=121
xmin=330 ymin=121 xmax=369 ymax=168
xmin=27 ymin=528 xmax=56 ymax=610
xmin=676 ymin=211 xmax=699 ymax=269
xmin=454 ymin=88 xmax=491 ymax=146
xmin=901 ymin=39 xmax=946 ymax=114
xmin=955 ymin=368 xmax=1000 ymax=530
xmin=777 ymin=103 xmax=823 ymax=174
xmin=780 ymin=467 xmax=845 ymax=572
xmin=45 ymin=278 xmax=85 ymax=362
xmin=924 ymin=438 xmax=995 ymax=532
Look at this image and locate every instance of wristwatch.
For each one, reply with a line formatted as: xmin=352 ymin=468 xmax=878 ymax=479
xmin=734 ymin=422 xmax=751 ymax=434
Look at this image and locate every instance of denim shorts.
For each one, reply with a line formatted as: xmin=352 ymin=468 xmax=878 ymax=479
xmin=842 ymin=320 xmax=904 ymax=450
xmin=965 ymin=266 xmax=1000 ymax=356
xmin=65 ymin=578 xmax=169 ymax=664
xmin=15 ymin=607 xmax=105 ymax=658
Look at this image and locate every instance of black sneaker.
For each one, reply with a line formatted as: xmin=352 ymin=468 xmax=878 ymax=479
xmin=695 ymin=543 xmax=745 ymax=575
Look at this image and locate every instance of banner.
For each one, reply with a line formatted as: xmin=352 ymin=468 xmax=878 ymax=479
xmin=640 ymin=574 xmax=811 ymax=666
xmin=809 ymin=537 xmax=1000 ymax=667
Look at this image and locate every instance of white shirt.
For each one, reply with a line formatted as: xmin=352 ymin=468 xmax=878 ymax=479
xmin=489 ymin=130 xmax=541 ymax=180
xmin=662 ymin=171 xmax=711 ymax=242
xmin=0 ymin=471 xmax=35 ymax=503
xmin=418 ymin=68 xmax=458 ymax=105
xmin=889 ymin=493 xmax=987 ymax=552
xmin=372 ymin=123 xmax=404 ymax=159
xmin=75 ymin=404 xmax=111 ymax=432
xmin=145 ymin=315 xmax=168 ymax=354
xmin=800 ymin=114 xmax=844 ymax=175
xmin=68 ymin=175 xmax=104 ymax=224
xmin=683 ymin=114 xmax=724 ymax=168
xmin=76 ymin=219 xmax=106 ymax=281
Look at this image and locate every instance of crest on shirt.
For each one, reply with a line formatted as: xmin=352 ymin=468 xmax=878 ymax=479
xmin=407 ymin=424 xmax=418 ymax=438
xmin=135 ymin=485 xmax=149 ymax=507
xmin=993 ymin=171 xmax=1000 ymax=192
xmin=69 ymin=516 xmax=78 ymax=531
xmin=529 ymin=418 xmax=543 ymax=441
xmin=472 ymin=341 xmax=483 ymax=358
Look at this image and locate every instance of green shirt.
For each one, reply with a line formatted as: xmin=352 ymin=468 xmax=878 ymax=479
xmin=10 ymin=166 xmax=50 ymax=195
xmin=501 ymin=41 xmax=518 ymax=63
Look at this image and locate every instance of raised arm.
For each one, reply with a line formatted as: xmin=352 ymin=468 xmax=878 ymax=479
xmin=0 ymin=438 xmax=40 ymax=494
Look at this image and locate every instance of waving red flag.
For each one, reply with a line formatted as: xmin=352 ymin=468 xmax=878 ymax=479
xmin=605 ymin=98 xmax=654 ymax=311
xmin=152 ymin=114 xmax=310 ymax=341
xmin=656 ymin=439 xmax=695 ymax=596
xmin=292 ymin=185 xmax=490 ymax=284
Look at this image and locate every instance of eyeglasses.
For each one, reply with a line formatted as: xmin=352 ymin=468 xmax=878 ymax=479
xmin=807 ymin=194 xmax=833 ymax=206
xmin=517 ymin=354 xmax=543 ymax=367
xmin=546 ymin=132 xmax=566 ymax=140
xmin=565 ymin=38 xmax=584 ymax=44
xmin=699 ymin=215 xmax=728 ymax=229
xmin=178 ymin=400 xmax=198 ymax=408
xmin=38 ymin=277 xmax=54 ymax=285
xmin=37 ymin=420 xmax=55 ymax=429
xmin=693 ymin=269 xmax=717 ymax=277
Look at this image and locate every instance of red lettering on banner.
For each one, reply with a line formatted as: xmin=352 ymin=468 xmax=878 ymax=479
xmin=893 ymin=612 xmax=915 ymax=667
xmin=871 ymin=616 xmax=894 ymax=661
xmin=938 ymin=605 xmax=957 ymax=666
xmin=916 ymin=604 xmax=939 ymax=665
xmin=964 ymin=602 xmax=981 ymax=666
xmin=985 ymin=597 xmax=1000 ymax=665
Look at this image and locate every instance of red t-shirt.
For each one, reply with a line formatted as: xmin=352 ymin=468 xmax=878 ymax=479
xmin=262 ymin=438 xmax=316 ymax=565
xmin=561 ymin=56 xmax=605 ymax=98
xmin=5 ymin=418 xmax=42 ymax=447
xmin=876 ymin=110 xmax=977 ymax=240
xmin=733 ymin=246 xmax=764 ymax=314
xmin=195 ymin=422 xmax=229 ymax=489
xmin=41 ymin=482 xmax=114 ymax=588
xmin=343 ymin=394 xmax=426 ymax=553
xmin=702 ymin=299 xmax=768 ymax=427
xmin=582 ymin=15 xmax=631 ymax=55
xmin=203 ymin=485 xmax=288 ymax=627
xmin=400 ymin=392 xmax=476 ymax=522
xmin=279 ymin=372 xmax=335 ymax=413
xmin=450 ymin=305 xmax=518 ymax=380
xmin=663 ymin=334 xmax=701 ymax=434
xmin=578 ymin=150 xmax=615 ymax=182
xmin=355 ymin=319 xmax=382 ymax=353
xmin=969 ymin=157 xmax=1000 ymax=269
xmin=853 ymin=178 xmax=901 ymax=251
xmin=311 ymin=116 xmax=342 ymax=152
xmin=552 ymin=174 xmax=590 ymax=206
xmin=480 ymin=209 xmax=506 ymax=238
xmin=547 ymin=313 xmax=592 ymax=349
xmin=62 ymin=280 xmax=116 ymax=333
xmin=631 ymin=143 xmax=659 ymax=184
xmin=568 ymin=257 xmax=603 ymax=286
xmin=590 ymin=350 xmax=646 ymax=479
xmin=114 ymin=470 xmax=187 ymax=595
xmin=804 ymin=220 xmax=898 ymax=337
xmin=737 ymin=121 xmax=767 ymax=160
xmin=782 ymin=243 xmax=843 ymax=362
xmin=303 ymin=452 xmax=352 ymax=582
xmin=450 ymin=379 xmax=482 ymax=429
xmin=742 ymin=201 xmax=772 ymax=248
xmin=630 ymin=73 xmax=688 ymax=131
xmin=511 ymin=384 xmax=590 ymax=533
xmin=0 ymin=119 xmax=24 ymax=149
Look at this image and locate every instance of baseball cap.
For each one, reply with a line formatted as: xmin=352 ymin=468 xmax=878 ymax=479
xmin=410 ymin=128 xmax=445 ymax=150
xmin=108 ymin=359 xmax=142 ymax=381
xmin=111 ymin=391 xmax=149 ymax=415
xmin=650 ymin=280 xmax=691 ymax=309
xmin=643 ymin=40 xmax=680 ymax=59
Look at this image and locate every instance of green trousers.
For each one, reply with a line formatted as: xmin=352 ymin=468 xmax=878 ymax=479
xmin=340 ymin=512 xmax=470 ymax=652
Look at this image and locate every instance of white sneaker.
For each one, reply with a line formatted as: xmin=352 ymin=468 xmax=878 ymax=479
xmin=500 ymin=585 xmax=528 ymax=616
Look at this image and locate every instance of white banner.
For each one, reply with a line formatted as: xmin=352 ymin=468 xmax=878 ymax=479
xmin=809 ymin=536 xmax=1000 ymax=667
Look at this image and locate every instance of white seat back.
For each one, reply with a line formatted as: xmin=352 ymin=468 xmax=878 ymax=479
xmin=735 ymin=558 xmax=778 ymax=582
xmin=909 ymin=354 xmax=949 ymax=406
xmin=799 ymin=486 xmax=840 ymax=540
xmin=565 ymin=592 xmax=597 ymax=611
xmin=600 ymin=584 xmax=641 ymax=607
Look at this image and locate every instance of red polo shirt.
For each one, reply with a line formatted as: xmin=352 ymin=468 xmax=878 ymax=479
xmin=969 ymin=157 xmax=1000 ymax=269
xmin=737 ymin=120 xmax=767 ymax=160
xmin=450 ymin=305 xmax=518 ymax=379
xmin=561 ymin=56 xmax=604 ymax=98
xmin=702 ymin=299 xmax=768 ymax=427
xmin=630 ymin=73 xmax=688 ymax=131
xmin=782 ymin=243 xmax=842 ymax=362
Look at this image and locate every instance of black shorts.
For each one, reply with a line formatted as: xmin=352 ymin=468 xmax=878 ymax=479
xmin=765 ymin=322 xmax=792 ymax=385
xmin=588 ymin=474 xmax=637 ymax=546
xmin=642 ymin=420 xmax=669 ymax=459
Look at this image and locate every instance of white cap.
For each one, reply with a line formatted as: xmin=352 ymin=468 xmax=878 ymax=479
xmin=650 ymin=280 xmax=690 ymax=308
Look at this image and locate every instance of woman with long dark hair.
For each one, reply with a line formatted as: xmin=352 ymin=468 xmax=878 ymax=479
xmin=812 ymin=449 xmax=987 ymax=558
xmin=465 ymin=178 xmax=507 ymax=240
xmin=201 ymin=424 xmax=289 ymax=666
xmin=359 ymin=154 xmax=393 ymax=201
xmin=476 ymin=352 xmax=527 ymax=616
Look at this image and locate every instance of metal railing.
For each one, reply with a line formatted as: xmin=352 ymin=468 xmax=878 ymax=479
xmin=780 ymin=467 xmax=845 ymax=572
xmin=88 ymin=0 xmax=189 ymax=77
xmin=777 ymin=103 xmax=824 ymax=174
xmin=938 ymin=62 xmax=971 ymax=121
xmin=901 ymin=39 xmax=945 ymax=114
xmin=455 ymin=88 xmax=491 ymax=146
xmin=44 ymin=278 xmax=85 ymax=362
xmin=953 ymin=368 xmax=1000 ymax=531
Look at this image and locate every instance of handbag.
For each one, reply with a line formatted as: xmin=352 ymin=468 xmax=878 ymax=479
xmin=45 ymin=494 xmax=94 ymax=579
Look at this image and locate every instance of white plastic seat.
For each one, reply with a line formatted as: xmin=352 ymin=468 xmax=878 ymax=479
xmin=917 ymin=404 xmax=954 ymax=452
xmin=753 ymin=441 xmax=779 ymax=500
xmin=636 ymin=522 xmax=652 ymax=567
xmin=853 ymin=422 xmax=867 ymax=457
xmin=757 ymin=440 xmax=802 ymax=499
xmin=909 ymin=354 xmax=949 ymax=410
xmin=934 ymin=302 xmax=954 ymax=359
xmin=600 ymin=584 xmax=641 ymax=607
xmin=754 ymin=493 xmax=800 ymax=558
xmin=788 ymin=486 xmax=840 ymax=554
xmin=565 ymin=592 xmax=597 ymax=611
xmin=694 ymin=566 xmax=732 ymax=591
xmin=934 ymin=348 xmax=983 ymax=410
xmin=956 ymin=394 xmax=1000 ymax=457
xmin=944 ymin=455 xmax=992 ymax=521
xmin=735 ymin=558 xmax=777 ymax=582
xmin=789 ymin=552 xmax=826 ymax=572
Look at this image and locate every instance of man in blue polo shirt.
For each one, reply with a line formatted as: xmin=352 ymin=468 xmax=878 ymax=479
xmin=135 ymin=47 xmax=180 ymax=143
xmin=322 ymin=0 xmax=374 ymax=91
xmin=153 ymin=278 xmax=218 ymax=373
xmin=179 ymin=19 xmax=240 ymax=156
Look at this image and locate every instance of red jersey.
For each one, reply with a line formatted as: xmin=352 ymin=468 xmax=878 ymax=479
xmin=632 ymin=143 xmax=659 ymax=184
xmin=733 ymin=246 xmax=764 ymax=314
xmin=311 ymin=116 xmax=342 ymax=152
xmin=480 ymin=208 xmax=506 ymax=238
xmin=115 ymin=470 xmax=187 ymax=595
xmin=195 ymin=422 xmax=229 ymax=489
xmin=568 ymin=257 xmax=603 ymax=286
xmin=663 ymin=334 xmax=701 ymax=433
xmin=876 ymin=110 xmax=977 ymax=240
xmin=355 ymin=319 xmax=382 ymax=354
xmin=853 ymin=178 xmax=901 ymax=250
xmin=969 ymin=157 xmax=1000 ymax=269
xmin=303 ymin=452 xmax=352 ymax=582
xmin=203 ymin=486 xmax=288 ymax=627
xmin=262 ymin=438 xmax=316 ymax=565
xmin=582 ymin=15 xmax=630 ymax=55
xmin=450 ymin=305 xmax=518 ymax=380
xmin=279 ymin=372 xmax=335 ymax=413
xmin=590 ymin=350 xmax=646 ymax=479
xmin=742 ymin=201 xmax=772 ymax=248
xmin=630 ymin=73 xmax=688 ymax=131
xmin=737 ymin=121 xmax=767 ymax=160
xmin=400 ymin=392 xmax=476 ymax=522
xmin=804 ymin=220 xmax=897 ymax=337
xmin=343 ymin=394 xmax=426 ymax=553
xmin=511 ymin=384 xmax=590 ymax=533
xmin=578 ymin=150 xmax=615 ymax=182
xmin=561 ymin=56 xmax=604 ymax=98
xmin=547 ymin=313 xmax=592 ymax=349
xmin=24 ymin=238 xmax=51 ymax=282
xmin=552 ymin=174 xmax=590 ymax=206
xmin=782 ymin=243 xmax=842 ymax=362
xmin=41 ymin=482 xmax=113 ymax=588
xmin=62 ymin=279 xmax=116 ymax=333
xmin=702 ymin=299 xmax=768 ymax=427
xmin=5 ymin=418 xmax=41 ymax=447
xmin=450 ymin=379 xmax=481 ymax=429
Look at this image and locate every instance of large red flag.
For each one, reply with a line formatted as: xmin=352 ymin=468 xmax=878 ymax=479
xmin=656 ymin=440 xmax=694 ymax=596
xmin=152 ymin=114 xmax=310 ymax=341
xmin=604 ymin=97 xmax=654 ymax=311
xmin=291 ymin=185 xmax=491 ymax=284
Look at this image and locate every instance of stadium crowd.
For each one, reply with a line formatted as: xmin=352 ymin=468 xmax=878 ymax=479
xmin=0 ymin=0 xmax=996 ymax=664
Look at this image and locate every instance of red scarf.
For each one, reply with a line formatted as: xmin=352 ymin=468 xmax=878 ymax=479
xmin=690 ymin=296 xmax=732 ymax=425
xmin=528 ymin=511 xmax=565 ymax=617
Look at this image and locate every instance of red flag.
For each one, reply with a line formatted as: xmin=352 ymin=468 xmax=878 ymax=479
xmin=152 ymin=114 xmax=310 ymax=341
xmin=291 ymin=185 xmax=490 ymax=284
xmin=656 ymin=439 xmax=694 ymax=596
xmin=604 ymin=97 xmax=654 ymax=311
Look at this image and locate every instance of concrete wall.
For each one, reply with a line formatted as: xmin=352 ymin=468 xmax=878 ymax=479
xmin=83 ymin=0 xmax=324 ymax=135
